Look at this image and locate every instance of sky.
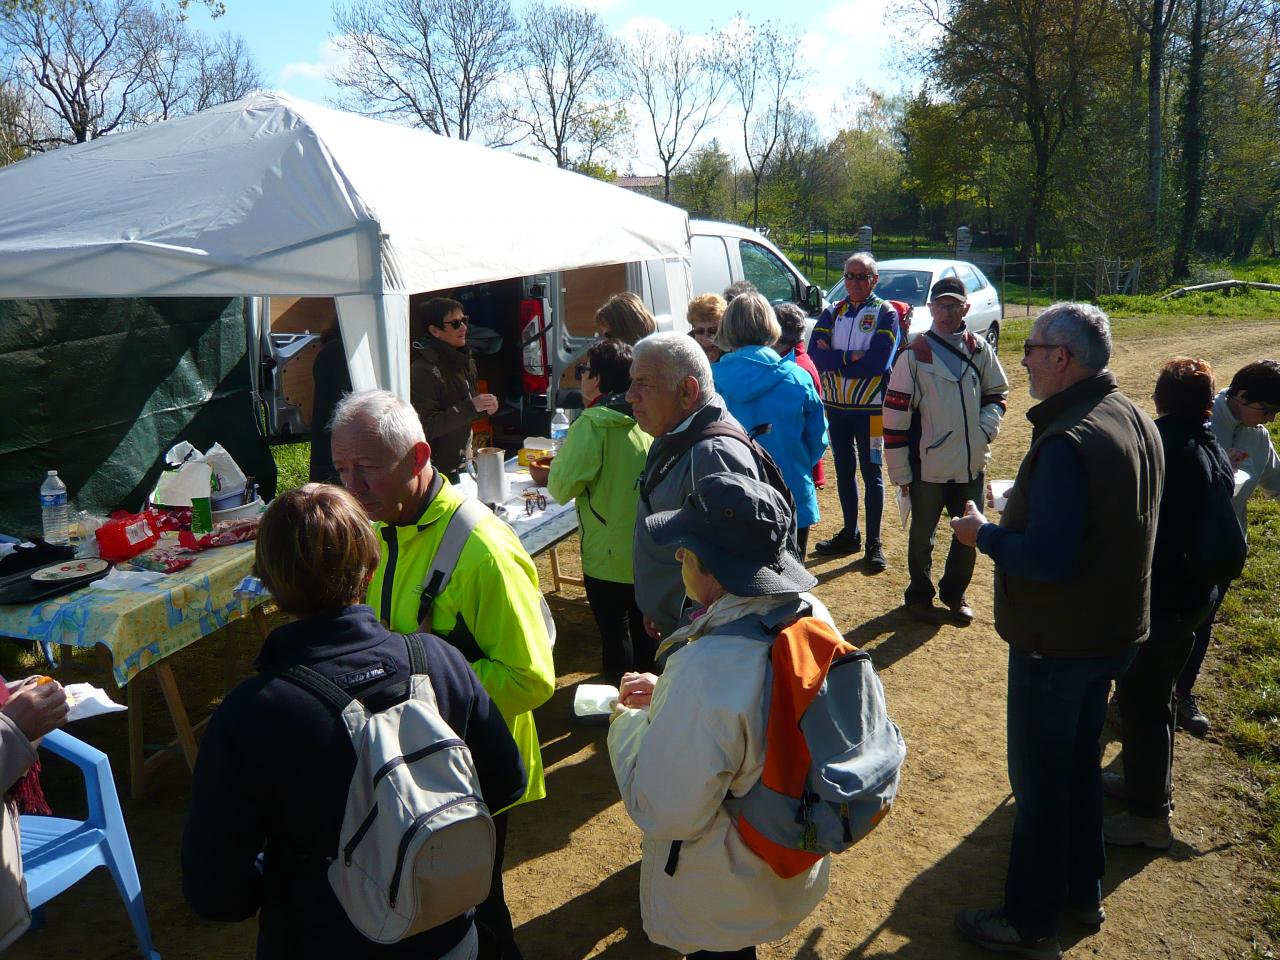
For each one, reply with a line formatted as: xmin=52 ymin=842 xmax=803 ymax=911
xmin=184 ymin=0 xmax=920 ymax=170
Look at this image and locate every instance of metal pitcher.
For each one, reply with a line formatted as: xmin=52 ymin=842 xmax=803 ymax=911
xmin=473 ymin=447 xmax=509 ymax=505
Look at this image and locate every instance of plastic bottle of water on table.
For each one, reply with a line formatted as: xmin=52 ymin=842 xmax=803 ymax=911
xmin=40 ymin=469 xmax=70 ymax=545
xmin=551 ymin=408 xmax=570 ymax=453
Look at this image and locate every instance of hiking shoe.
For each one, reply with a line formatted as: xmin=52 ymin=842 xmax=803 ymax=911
xmin=905 ymin=600 xmax=942 ymax=625
xmin=814 ymin=529 xmax=862 ymax=557
xmin=955 ymin=907 xmax=1062 ymax=960
xmin=1101 ymin=770 xmax=1127 ymax=801
xmin=1103 ymin=811 xmax=1173 ymax=849
xmin=1176 ymin=695 xmax=1210 ymax=737
xmin=864 ymin=539 xmax=887 ymax=572
xmin=1066 ymin=901 xmax=1106 ymax=927
xmin=945 ymin=597 xmax=975 ymax=626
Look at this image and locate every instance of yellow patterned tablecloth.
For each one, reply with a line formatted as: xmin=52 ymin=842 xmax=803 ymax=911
xmin=0 ymin=538 xmax=261 ymax=687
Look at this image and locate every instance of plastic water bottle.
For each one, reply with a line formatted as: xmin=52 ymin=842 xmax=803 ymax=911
xmin=550 ymin=408 xmax=570 ymax=453
xmin=40 ymin=470 xmax=70 ymax=545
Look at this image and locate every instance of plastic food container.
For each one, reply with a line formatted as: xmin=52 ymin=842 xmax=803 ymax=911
xmin=989 ymin=479 xmax=1014 ymax=512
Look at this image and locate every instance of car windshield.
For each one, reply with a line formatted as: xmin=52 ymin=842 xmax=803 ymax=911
xmin=827 ymin=269 xmax=934 ymax=307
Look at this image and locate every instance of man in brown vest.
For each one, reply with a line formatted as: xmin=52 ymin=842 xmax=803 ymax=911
xmin=948 ymin=303 xmax=1164 ymax=960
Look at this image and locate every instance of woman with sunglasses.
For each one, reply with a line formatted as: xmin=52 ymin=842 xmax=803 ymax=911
xmin=687 ymin=293 xmax=726 ymax=363
xmin=410 ymin=297 xmax=499 ymax=483
xmin=547 ymin=340 xmax=655 ymax=683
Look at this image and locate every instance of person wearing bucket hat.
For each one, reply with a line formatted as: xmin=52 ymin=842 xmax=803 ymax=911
xmin=607 ymin=472 xmax=835 ymax=958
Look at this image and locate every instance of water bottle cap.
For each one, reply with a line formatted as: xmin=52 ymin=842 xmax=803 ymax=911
xmin=47 ymin=470 xmax=57 ymax=476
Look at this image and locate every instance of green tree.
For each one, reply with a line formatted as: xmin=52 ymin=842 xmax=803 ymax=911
xmin=671 ymin=140 xmax=733 ymax=220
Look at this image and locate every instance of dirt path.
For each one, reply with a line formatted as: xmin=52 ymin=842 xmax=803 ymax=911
xmin=11 ymin=321 xmax=1279 ymax=960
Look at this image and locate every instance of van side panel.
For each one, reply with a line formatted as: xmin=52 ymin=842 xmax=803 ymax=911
xmin=691 ymin=235 xmax=732 ymax=298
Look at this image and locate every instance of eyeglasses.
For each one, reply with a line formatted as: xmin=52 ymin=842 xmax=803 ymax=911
xmin=690 ymin=326 xmax=718 ymax=338
xmin=929 ymin=300 xmax=966 ymax=312
xmin=844 ymin=272 xmax=876 ymax=282
xmin=442 ymin=316 xmax=469 ymax=330
xmin=575 ymin=363 xmax=594 ymax=380
xmin=1022 ymin=340 xmax=1069 ymax=357
xmin=1239 ymin=398 xmax=1280 ymax=415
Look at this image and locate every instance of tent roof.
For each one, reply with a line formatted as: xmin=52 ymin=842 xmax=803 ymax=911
xmin=0 ymin=91 xmax=690 ymax=298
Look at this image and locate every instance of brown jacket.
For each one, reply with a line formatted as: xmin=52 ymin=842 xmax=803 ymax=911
xmin=994 ymin=372 xmax=1164 ymax=658
xmin=409 ymin=337 xmax=478 ymax=478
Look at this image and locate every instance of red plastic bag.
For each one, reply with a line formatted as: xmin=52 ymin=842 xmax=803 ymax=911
xmin=95 ymin=510 xmax=161 ymax=562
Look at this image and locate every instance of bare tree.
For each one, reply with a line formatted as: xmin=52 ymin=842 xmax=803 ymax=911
xmin=721 ymin=18 xmax=808 ymax=229
xmin=513 ymin=2 xmax=620 ymax=167
xmin=0 ymin=0 xmax=159 ymax=147
xmin=620 ymin=25 xmax=724 ymax=202
xmin=330 ymin=0 xmax=519 ymax=145
xmin=1119 ymin=0 xmax=1181 ymax=234
xmin=189 ymin=31 xmax=259 ymax=110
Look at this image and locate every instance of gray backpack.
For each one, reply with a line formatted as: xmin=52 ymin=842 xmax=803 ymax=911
xmin=280 ymin=635 xmax=495 ymax=943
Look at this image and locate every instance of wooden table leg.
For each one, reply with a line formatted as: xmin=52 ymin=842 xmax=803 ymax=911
xmin=154 ymin=661 xmax=199 ymax=773
xmin=548 ymin=544 xmax=584 ymax=592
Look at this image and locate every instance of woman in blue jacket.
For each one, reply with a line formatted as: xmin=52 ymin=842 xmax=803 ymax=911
xmin=712 ymin=292 xmax=828 ymax=557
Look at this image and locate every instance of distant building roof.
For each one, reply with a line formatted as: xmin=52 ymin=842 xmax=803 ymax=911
xmin=616 ymin=176 xmax=664 ymax=189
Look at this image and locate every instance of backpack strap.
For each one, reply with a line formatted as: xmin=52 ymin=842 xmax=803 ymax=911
xmin=640 ymin=404 xmax=722 ymax=504
xmin=278 ymin=664 xmax=356 ymax=715
xmin=925 ymin=330 xmax=983 ymax=384
xmin=417 ymin=497 xmax=490 ymax=630
xmin=702 ymin=598 xmax=814 ymax=642
xmin=405 ymin=633 xmax=430 ymax=675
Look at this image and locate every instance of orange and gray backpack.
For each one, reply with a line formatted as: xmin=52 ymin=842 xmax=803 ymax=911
xmin=715 ymin=599 xmax=906 ymax=878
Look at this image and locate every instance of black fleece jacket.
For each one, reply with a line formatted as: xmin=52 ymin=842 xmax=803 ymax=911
xmin=181 ymin=605 xmax=525 ymax=958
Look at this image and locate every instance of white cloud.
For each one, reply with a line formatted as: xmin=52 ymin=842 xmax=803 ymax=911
xmin=280 ymin=38 xmax=349 ymax=83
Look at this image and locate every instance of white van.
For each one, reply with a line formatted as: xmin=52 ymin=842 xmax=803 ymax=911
xmin=690 ymin=219 xmax=826 ymax=318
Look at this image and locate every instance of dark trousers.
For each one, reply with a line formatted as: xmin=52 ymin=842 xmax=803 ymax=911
xmin=583 ymin=575 xmax=655 ymax=685
xmin=476 ymin=811 xmax=522 ymax=960
xmin=1004 ymin=646 xmax=1137 ymax=938
xmin=796 ymin=525 xmax=810 ymax=559
xmin=1175 ymin=581 xmax=1231 ymax=698
xmin=904 ymin=476 xmax=983 ymax=606
xmin=688 ymin=949 xmax=757 ymax=959
xmin=1117 ymin=603 xmax=1213 ymax=818
xmin=827 ymin=408 xmax=884 ymax=543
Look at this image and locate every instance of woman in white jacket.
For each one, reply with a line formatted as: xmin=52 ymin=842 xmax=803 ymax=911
xmin=608 ymin=472 xmax=835 ymax=959
xmin=1 ymin=675 xmax=69 ymax=950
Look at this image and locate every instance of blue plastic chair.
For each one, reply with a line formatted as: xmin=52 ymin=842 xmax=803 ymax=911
xmin=19 ymin=728 xmax=160 ymax=959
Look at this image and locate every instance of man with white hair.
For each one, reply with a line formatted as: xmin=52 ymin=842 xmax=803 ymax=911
xmin=627 ymin=332 xmax=778 ymax=643
xmin=950 ymin=303 xmax=1163 ymax=960
xmin=330 ymin=390 xmax=555 ymax=960
xmin=808 ymin=253 xmax=901 ymax=571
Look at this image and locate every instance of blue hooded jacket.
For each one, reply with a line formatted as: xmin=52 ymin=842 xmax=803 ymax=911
xmin=712 ymin=345 xmax=829 ymax=528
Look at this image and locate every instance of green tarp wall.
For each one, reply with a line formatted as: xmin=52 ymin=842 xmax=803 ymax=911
xmin=0 ymin=297 xmax=277 ymax=537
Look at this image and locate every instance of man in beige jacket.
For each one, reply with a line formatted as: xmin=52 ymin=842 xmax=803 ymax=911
xmin=883 ymin=276 xmax=1009 ymax=625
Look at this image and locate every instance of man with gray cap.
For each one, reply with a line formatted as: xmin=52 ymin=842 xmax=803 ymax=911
xmin=949 ymin=302 xmax=1163 ymax=960
xmin=628 ymin=332 xmax=778 ymax=643
xmin=883 ymin=275 xmax=1009 ymax=625
xmin=608 ymin=472 xmax=836 ymax=959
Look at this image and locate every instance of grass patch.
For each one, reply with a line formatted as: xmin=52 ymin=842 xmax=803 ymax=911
xmin=1215 ymin=416 xmax=1280 ymax=935
xmin=272 ymin=442 xmax=310 ymax=494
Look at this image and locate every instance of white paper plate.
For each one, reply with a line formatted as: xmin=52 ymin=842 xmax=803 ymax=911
xmin=30 ymin=558 xmax=109 ymax=582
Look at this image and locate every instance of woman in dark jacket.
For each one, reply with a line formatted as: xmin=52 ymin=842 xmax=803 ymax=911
xmin=410 ymin=298 xmax=499 ymax=482
xmin=1105 ymin=357 xmax=1234 ymax=850
xmin=182 ymin=484 xmax=525 ymax=959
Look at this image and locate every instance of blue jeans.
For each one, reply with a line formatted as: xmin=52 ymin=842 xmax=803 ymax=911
xmin=1004 ymin=645 xmax=1137 ymax=938
xmin=827 ymin=408 xmax=883 ymax=542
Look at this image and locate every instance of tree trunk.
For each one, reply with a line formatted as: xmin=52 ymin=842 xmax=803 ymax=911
xmin=1145 ymin=0 xmax=1166 ymax=235
xmin=1173 ymin=0 xmax=1205 ymax=278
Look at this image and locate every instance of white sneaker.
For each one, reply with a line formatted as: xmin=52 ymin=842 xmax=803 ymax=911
xmin=1103 ymin=811 xmax=1172 ymax=849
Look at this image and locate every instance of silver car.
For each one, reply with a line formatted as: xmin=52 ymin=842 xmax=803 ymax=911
xmin=827 ymin=257 xmax=1003 ymax=349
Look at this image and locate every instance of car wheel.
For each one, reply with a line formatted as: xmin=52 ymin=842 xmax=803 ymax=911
xmin=984 ymin=323 xmax=1000 ymax=350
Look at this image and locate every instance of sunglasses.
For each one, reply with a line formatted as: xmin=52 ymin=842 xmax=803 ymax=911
xmin=844 ymin=272 xmax=876 ymax=282
xmin=441 ymin=316 xmax=468 ymax=330
xmin=575 ymin=363 xmax=594 ymax=379
xmin=1239 ymin=398 xmax=1280 ymax=415
xmin=1022 ymin=340 xmax=1070 ymax=357
xmin=690 ymin=326 xmax=718 ymax=338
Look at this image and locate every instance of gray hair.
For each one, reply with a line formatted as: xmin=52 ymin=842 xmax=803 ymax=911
xmin=716 ymin=291 xmax=782 ymax=351
xmin=330 ymin=389 xmax=426 ymax=459
xmin=1036 ymin=302 xmax=1112 ymax=372
xmin=633 ymin=331 xmax=714 ymax=397
xmin=845 ymin=252 xmax=877 ymax=273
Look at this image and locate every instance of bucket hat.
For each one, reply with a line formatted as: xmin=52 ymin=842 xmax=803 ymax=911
xmin=642 ymin=472 xmax=816 ymax=597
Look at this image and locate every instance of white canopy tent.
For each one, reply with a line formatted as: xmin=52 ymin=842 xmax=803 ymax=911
xmin=0 ymin=91 xmax=691 ymax=396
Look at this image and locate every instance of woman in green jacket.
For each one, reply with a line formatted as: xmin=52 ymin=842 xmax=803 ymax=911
xmin=548 ymin=339 xmax=654 ymax=683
